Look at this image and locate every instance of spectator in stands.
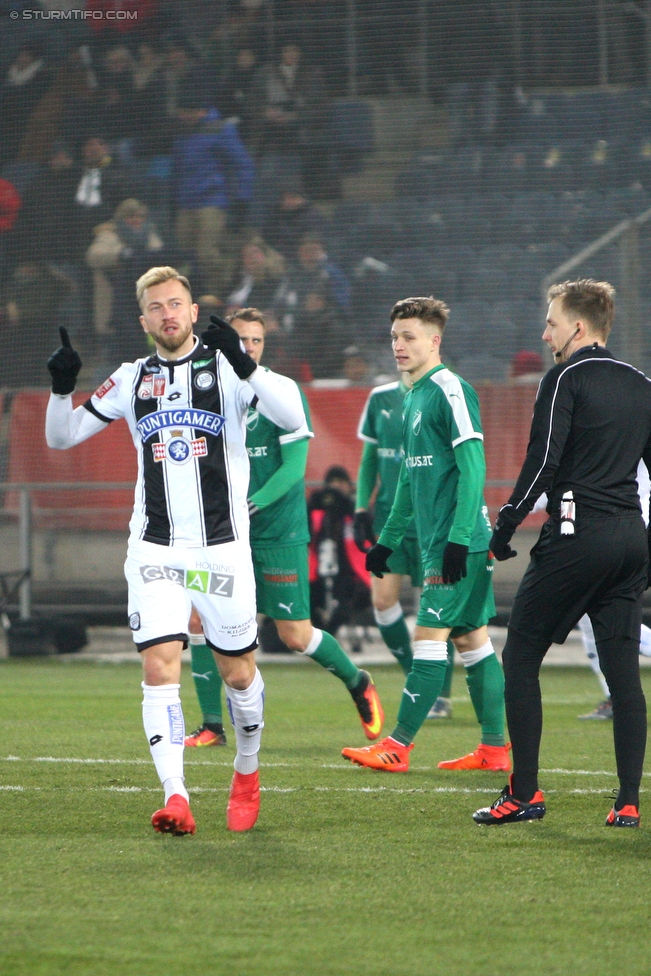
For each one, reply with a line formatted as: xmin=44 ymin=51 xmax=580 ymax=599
xmin=309 ymin=465 xmax=371 ymax=637
xmin=0 ymin=44 xmax=51 ymax=166
xmin=215 ymin=47 xmax=259 ymax=142
xmin=509 ymin=350 xmax=545 ymax=385
xmin=72 ymin=135 xmax=134 ymax=256
xmin=0 ymin=177 xmax=22 ymax=286
xmin=264 ymin=174 xmax=328 ymax=261
xmin=97 ymin=46 xmax=138 ymax=142
xmin=282 ymin=233 xmax=350 ymax=314
xmin=173 ymin=105 xmax=254 ymax=296
xmin=342 ymin=344 xmax=373 ymax=385
xmin=225 ymin=235 xmax=286 ymax=314
xmin=164 ymin=37 xmax=213 ymax=124
xmin=86 ymin=198 xmax=163 ymax=363
xmin=251 ymin=43 xmax=329 ymax=196
xmin=3 ymin=262 xmax=72 ymax=387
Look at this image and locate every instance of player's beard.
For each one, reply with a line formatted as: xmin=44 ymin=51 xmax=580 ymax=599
xmin=154 ymin=321 xmax=194 ymax=353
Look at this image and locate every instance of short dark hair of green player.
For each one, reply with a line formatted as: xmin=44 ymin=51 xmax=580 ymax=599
xmin=390 ymin=296 xmax=450 ymax=332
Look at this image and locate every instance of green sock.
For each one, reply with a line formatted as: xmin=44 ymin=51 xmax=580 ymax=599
xmin=440 ymin=640 xmax=455 ymax=698
xmin=189 ymin=639 xmax=223 ymax=724
xmin=307 ymin=630 xmax=361 ymax=690
xmin=464 ymin=653 xmax=505 ymax=747
xmin=377 ymin=615 xmax=413 ymax=676
xmin=392 ymin=659 xmax=447 ymax=745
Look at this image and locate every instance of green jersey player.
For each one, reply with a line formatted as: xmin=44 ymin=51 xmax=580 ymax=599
xmin=354 ymin=376 xmax=456 ymax=717
xmin=186 ymin=308 xmax=384 ymax=747
xmin=342 ymin=296 xmax=508 ymax=773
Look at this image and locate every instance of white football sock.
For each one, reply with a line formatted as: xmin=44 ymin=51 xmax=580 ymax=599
xmin=578 ymin=616 xmax=610 ymax=698
xmin=225 ymin=667 xmax=265 ymax=775
xmin=141 ymin=683 xmax=189 ymax=801
xmin=459 ymin=639 xmax=495 ymax=667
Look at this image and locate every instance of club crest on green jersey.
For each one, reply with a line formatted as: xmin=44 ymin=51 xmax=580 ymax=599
xmin=412 ymin=409 xmax=422 ymax=435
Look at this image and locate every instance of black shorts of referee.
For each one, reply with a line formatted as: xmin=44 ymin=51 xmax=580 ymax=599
xmin=503 ymin=512 xmax=647 ymax=809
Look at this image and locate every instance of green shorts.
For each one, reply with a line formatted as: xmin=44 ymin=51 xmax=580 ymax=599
xmin=417 ymin=550 xmax=495 ymax=636
xmin=252 ymin=543 xmax=311 ymax=621
xmin=387 ymin=535 xmax=423 ymax=587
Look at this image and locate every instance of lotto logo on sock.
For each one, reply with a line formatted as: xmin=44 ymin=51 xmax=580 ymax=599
xmin=167 ymin=703 xmax=185 ymax=745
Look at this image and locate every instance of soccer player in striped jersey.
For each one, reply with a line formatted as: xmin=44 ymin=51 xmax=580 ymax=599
xmin=354 ymin=374 xmax=456 ymax=717
xmin=342 ymin=297 xmax=508 ymax=773
xmin=184 ymin=308 xmax=384 ymax=749
xmin=45 ymin=267 xmax=306 ymax=834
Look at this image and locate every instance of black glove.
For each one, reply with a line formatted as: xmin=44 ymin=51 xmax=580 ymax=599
xmin=47 ymin=326 xmax=82 ymax=395
xmin=353 ymin=510 xmax=376 ymax=553
xmin=441 ymin=542 xmax=468 ymax=584
xmin=201 ymin=314 xmax=257 ymax=379
xmin=490 ymin=511 xmax=518 ymax=562
xmin=365 ymin=543 xmax=393 ymax=578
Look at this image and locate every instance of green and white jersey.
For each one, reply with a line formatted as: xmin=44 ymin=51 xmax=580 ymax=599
xmin=246 ymin=383 xmax=313 ymax=548
xmin=357 ymin=380 xmax=417 ymax=539
xmin=381 ymin=364 xmax=491 ymax=560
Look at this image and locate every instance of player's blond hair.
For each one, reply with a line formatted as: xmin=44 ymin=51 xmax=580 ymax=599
xmin=547 ymin=278 xmax=615 ymax=340
xmin=390 ymin=296 xmax=450 ymax=333
xmin=227 ymin=307 xmax=266 ymax=331
xmin=136 ymin=266 xmax=192 ymax=309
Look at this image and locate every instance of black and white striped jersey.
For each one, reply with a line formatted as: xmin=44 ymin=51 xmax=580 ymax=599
xmin=45 ymin=338 xmax=306 ymax=548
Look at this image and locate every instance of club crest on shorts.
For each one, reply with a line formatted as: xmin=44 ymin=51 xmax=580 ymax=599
xmin=129 ymin=612 xmax=141 ymax=631
xmin=194 ymin=370 xmax=215 ymax=391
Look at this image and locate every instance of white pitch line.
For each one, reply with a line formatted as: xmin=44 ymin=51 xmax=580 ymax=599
xmin=0 ymin=783 xmax=645 ymax=797
xmin=1 ymin=755 xmax=640 ymax=777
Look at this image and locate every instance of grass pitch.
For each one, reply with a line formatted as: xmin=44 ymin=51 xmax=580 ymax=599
xmin=1 ymin=659 xmax=650 ymax=976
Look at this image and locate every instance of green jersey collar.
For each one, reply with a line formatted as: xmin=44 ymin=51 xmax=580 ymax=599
xmin=412 ymin=364 xmax=447 ymax=389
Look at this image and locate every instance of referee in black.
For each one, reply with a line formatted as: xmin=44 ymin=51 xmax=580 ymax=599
xmin=474 ymin=278 xmax=651 ymax=828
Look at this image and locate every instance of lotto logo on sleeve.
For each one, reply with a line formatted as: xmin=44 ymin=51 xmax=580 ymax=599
xmin=94 ymin=377 xmax=116 ymax=399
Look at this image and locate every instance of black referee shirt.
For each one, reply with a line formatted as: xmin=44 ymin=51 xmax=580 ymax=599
xmin=502 ymin=344 xmax=651 ymax=525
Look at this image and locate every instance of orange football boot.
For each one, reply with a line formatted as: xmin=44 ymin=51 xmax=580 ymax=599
xmin=349 ymin=670 xmax=384 ymax=740
xmin=184 ymin=723 xmax=227 ymax=747
xmin=605 ymin=804 xmax=640 ymax=827
xmin=227 ymin=770 xmax=260 ymax=831
xmin=151 ymin=794 xmax=196 ymax=836
xmin=438 ymin=742 xmax=511 ymax=771
xmin=342 ymin=736 xmax=413 ymax=772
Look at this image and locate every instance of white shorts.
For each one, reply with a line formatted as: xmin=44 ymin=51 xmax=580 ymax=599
xmin=125 ymin=538 xmax=258 ymax=655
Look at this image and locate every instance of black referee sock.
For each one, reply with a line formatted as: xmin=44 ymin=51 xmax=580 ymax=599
xmin=502 ymin=629 xmax=549 ymax=803
xmin=598 ymin=637 xmax=647 ymax=810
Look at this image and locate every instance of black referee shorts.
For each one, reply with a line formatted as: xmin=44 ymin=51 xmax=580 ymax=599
xmin=508 ymin=514 xmax=647 ymax=646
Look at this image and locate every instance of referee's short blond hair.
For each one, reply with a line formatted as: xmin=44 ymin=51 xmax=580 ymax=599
xmin=136 ymin=266 xmax=192 ymax=310
xmin=547 ymin=278 xmax=615 ymax=340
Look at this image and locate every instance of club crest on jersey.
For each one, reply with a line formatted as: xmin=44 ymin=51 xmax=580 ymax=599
xmin=94 ymin=377 xmax=116 ymax=400
xmin=412 ymin=409 xmax=422 ymax=435
xmin=246 ymin=408 xmax=259 ymax=430
xmin=152 ymin=436 xmax=208 ymax=464
xmin=137 ymin=409 xmax=225 ymax=441
xmin=194 ymin=370 xmax=215 ymax=391
xmin=138 ymin=374 xmax=166 ymax=399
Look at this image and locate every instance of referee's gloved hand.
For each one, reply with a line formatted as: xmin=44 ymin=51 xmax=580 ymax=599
xmin=441 ymin=542 xmax=468 ymax=584
xmin=47 ymin=326 xmax=82 ymax=395
xmin=490 ymin=512 xmax=518 ymax=562
xmin=201 ymin=314 xmax=257 ymax=379
xmin=353 ymin=510 xmax=376 ymax=553
xmin=366 ymin=543 xmax=393 ymax=579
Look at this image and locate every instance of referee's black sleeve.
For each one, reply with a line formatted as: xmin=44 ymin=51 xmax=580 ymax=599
xmin=501 ymin=365 xmax=574 ymax=526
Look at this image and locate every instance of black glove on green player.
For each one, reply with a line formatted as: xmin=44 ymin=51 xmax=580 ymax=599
xmin=365 ymin=543 xmax=393 ymax=579
xmin=201 ymin=314 xmax=257 ymax=379
xmin=353 ymin=510 xmax=376 ymax=553
xmin=47 ymin=326 xmax=82 ymax=395
xmin=441 ymin=541 xmax=468 ymax=584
